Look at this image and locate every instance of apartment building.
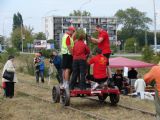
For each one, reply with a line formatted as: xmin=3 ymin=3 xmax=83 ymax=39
xmin=44 ymin=16 xmax=117 ymax=46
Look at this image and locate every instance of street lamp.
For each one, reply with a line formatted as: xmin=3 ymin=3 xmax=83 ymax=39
xmin=153 ymin=0 xmax=157 ymax=52
xmin=21 ymin=17 xmax=32 ymax=53
xmin=79 ymin=0 xmax=92 ymax=28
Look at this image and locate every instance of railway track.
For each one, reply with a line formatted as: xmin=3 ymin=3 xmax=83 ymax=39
xmin=17 ymin=91 xmax=107 ymax=120
xmin=18 ymin=80 xmax=156 ymax=118
xmin=84 ymin=97 xmax=156 ymax=117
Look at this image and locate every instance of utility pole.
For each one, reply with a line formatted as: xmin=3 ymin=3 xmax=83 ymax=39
xmin=153 ymin=0 xmax=157 ymax=52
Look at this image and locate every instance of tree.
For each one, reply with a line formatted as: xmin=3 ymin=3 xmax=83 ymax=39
xmin=115 ymin=8 xmax=152 ymax=48
xmin=11 ymin=26 xmax=34 ymax=51
xmin=34 ymin=32 xmax=46 ymax=40
xmin=115 ymin=7 xmax=152 ymax=31
xmin=69 ymin=10 xmax=91 ymax=16
xmin=11 ymin=28 xmax=21 ymax=50
xmin=13 ymin=12 xmax=23 ymax=30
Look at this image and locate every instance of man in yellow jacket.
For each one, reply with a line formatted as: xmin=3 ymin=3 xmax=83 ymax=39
xmin=61 ymin=26 xmax=76 ymax=88
xmin=144 ymin=63 xmax=160 ymax=119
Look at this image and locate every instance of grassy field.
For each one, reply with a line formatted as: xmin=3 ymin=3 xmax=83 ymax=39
xmin=0 ymin=54 xmax=156 ymax=120
xmin=0 ymin=71 xmax=155 ymax=120
xmin=0 ymin=93 xmax=92 ymax=120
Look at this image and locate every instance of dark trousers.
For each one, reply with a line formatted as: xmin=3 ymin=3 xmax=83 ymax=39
xmin=56 ymin=68 xmax=63 ymax=84
xmin=36 ymin=70 xmax=44 ymax=83
xmin=155 ymin=89 xmax=160 ymax=119
xmin=5 ymin=82 xmax=14 ymax=98
xmin=70 ymin=60 xmax=86 ymax=90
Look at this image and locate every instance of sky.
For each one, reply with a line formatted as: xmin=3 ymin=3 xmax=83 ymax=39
xmin=0 ymin=0 xmax=160 ymax=37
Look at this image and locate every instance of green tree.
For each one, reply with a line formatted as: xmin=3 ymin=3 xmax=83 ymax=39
xmin=11 ymin=28 xmax=21 ymax=50
xmin=115 ymin=7 xmax=152 ymax=48
xmin=34 ymin=32 xmax=46 ymax=40
xmin=69 ymin=10 xmax=91 ymax=16
xmin=13 ymin=12 xmax=23 ymax=30
xmin=125 ymin=37 xmax=138 ymax=53
xmin=115 ymin=7 xmax=152 ymax=32
xmin=11 ymin=26 xmax=34 ymax=51
xmin=76 ymin=29 xmax=86 ymax=39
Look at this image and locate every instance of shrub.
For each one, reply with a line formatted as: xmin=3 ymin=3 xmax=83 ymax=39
xmin=142 ymin=45 xmax=154 ymax=62
xmin=0 ymin=47 xmax=19 ymax=65
xmin=41 ymin=49 xmax=52 ymax=58
xmin=125 ymin=37 xmax=138 ymax=53
xmin=152 ymin=53 xmax=160 ymax=64
xmin=25 ymin=55 xmax=35 ymax=76
xmin=111 ymin=44 xmax=118 ymax=53
xmin=6 ymin=47 xmax=19 ymax=56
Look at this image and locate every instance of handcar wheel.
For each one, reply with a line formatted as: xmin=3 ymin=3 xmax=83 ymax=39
xmin=110 ymin=94 xmax=120 ymax=105
xmin=52 ymin=85 xmax=60 ymax=103
xmin=98 ymin=94 xmax=108 ymax=102
xmin=61 ymin=88 xmax=70 ymax=106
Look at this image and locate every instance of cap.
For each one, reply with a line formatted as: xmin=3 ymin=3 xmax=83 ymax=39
xmin=68 ymin=26 xmax=76 ymax=31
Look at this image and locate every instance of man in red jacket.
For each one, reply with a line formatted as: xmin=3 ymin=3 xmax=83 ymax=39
xmin=70 ymin=33 xmax=90 ymax=90
xmin=89 ymin=25 xmax=112 ymax=78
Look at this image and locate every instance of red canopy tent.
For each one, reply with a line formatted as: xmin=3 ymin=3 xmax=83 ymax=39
xmin=109 ymin=57 xmax=155 ymax=68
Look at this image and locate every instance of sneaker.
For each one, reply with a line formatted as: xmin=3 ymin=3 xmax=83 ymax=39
xmin=60 ymin=83 xmax=64 ymax=89
xmin=64 ymin=82 xmax=69 ymax=89
xmin=91 ymin=83 xmax=99 ymax=90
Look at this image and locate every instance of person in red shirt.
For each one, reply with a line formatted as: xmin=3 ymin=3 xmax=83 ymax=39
xmin=89 ymin=25 xmax=112 ymax=78
xmin=70 ymin=33 xmax=90 ymax=90
xmin=88 ymin=48 xmax=108 ymax=84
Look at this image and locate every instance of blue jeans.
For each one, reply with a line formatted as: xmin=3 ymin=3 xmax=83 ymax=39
xmin=36 ymin=70 xmax=44 ymax=83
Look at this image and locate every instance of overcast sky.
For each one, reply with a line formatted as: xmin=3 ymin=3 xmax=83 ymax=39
xmin=0 ymin=0 xmax=160 ymax=37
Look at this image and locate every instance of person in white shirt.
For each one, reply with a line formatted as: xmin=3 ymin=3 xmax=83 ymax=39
xmin=134 ymin=74 xmax=146 ymax=98
xmin=2 ymin=55 xmax=17 ymax=98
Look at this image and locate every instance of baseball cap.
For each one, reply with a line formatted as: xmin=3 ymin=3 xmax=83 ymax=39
xmin=68 ymin=26 xmax=76 ymax=31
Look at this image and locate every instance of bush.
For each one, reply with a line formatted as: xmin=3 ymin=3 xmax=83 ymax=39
xmin=111 ymin=44 xmax=118 ymax=53
xmin=0 ymin=47 xmax=19 ymax=66
xmin=125 ymin=37 xmax=138 ymax=53
xmin=41 ymin=49 xmax=52 ymax=58
xmin=24 ymin=55 xmax=35 ymax=76
xmin=142 ymin=45 xmax=154 ymax=62
xmin=152 ymin=53 xmax=160 ymax=64
xmin=0 ymin=53 xmax=8 ymax=63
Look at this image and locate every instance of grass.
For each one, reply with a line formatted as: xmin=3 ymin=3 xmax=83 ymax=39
xmin=0 ymin=93 xmax=92 ymax=120
xmin=0 ymin=54 xmax=157 ymax=120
